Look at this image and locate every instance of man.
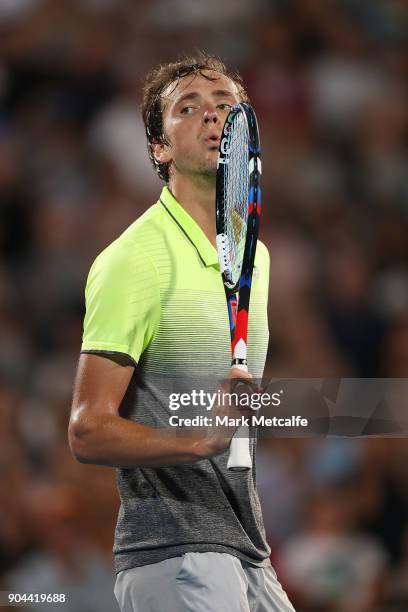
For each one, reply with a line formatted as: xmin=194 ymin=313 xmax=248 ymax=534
xmin=69 ymin=54 xmax=295 ymax=612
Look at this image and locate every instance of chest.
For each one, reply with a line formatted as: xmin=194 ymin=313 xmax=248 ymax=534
xmin=141 ymin=258 xmax=269 ymax=377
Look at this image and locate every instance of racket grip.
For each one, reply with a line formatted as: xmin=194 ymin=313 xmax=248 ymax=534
xmin=227 ymin=430 xmax=252 ymax=471
xmin=227 ymin=363 xmax=252 ymax=471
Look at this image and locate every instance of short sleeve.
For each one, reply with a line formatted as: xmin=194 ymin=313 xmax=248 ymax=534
xmin=81 ymin=242 xmax=160 ymax=365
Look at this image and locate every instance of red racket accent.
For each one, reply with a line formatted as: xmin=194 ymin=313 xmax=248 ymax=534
xmin=231 ymin=308 xmax=249 ymax=354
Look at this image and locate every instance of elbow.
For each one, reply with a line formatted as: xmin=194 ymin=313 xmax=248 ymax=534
xmin=68 ymin=414 xmax=98 ymax=464
xmin=70 ymin=447 xmax=94 ymax=465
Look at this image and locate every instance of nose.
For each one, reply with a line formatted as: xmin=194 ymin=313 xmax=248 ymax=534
xmin=203 ymin=107 xmax=219 ymax=124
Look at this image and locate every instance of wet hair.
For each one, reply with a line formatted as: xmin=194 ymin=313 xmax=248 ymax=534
xmin=141 ymin=52 xmax=249 ymax=182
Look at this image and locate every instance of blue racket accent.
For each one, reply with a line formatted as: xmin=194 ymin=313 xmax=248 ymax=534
xmin=239 ymin=273 xmax=252 ymax=288
xmin=227 ymin=293 xmax=238 ymax=336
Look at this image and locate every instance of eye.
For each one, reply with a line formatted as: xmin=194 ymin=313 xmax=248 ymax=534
xmin=180 ymin=106 xmax=196 ymax=114
xmin=217 ymin=103 xmax=232 ymax=111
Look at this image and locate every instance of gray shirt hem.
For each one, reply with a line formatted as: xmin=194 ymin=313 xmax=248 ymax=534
xmin=114 ymin=543 xmax=271 ymax=574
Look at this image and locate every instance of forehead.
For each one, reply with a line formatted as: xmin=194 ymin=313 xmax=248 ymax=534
xmin=162 ymin=70 xmax=240 ymax=105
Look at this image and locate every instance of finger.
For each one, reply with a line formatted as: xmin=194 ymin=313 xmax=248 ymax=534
xmin=228 ymin=367 xmax=252 ymax=380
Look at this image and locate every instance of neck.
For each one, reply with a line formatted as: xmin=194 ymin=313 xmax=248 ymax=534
xmin=168 ymin=174 xmax=216 ymax=246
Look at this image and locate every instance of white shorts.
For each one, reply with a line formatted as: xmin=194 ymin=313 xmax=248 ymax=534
xmin=114 ymin=552 xmax=295 ymax=612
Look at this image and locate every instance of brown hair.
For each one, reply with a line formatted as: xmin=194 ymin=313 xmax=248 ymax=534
xmin=141 ymin=52 xmax=249 ymax=182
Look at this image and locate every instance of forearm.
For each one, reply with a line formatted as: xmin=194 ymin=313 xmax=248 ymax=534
xmin=69 ymin=412 xmax=207 ymax=468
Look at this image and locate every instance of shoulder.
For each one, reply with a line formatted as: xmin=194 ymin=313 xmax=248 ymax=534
xmin=91 ymin=203 xmax=164 ymax=266
xmin=118 ymin=201 xmax=165 ymax=246
xmin=99 ymin=202 xmax=163 ymax=258
xmin=86 ymin=203 xmax=164 ymax=289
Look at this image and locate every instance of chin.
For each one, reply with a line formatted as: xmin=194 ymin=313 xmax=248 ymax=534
xmin=177 ymin=156 xmax=217 ymax=179
xmin=203 ymin=155 xmax=218 ymax=174
xmin=200 ymin=165 xmax=217 ymax=178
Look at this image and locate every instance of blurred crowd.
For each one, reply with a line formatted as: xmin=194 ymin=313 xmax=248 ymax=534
xmin=0 ymin=1 xmax=408 ymax=610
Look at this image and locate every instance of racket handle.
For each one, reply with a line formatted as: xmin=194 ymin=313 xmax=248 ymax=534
xmin=227 ymin=432 xmax=252 ymax=471
xmin=227 ymin=363 xmax=252 ymax=471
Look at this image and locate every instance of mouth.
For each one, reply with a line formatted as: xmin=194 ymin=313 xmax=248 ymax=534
xmin=204 ymin=132 xmax=221 ymax=148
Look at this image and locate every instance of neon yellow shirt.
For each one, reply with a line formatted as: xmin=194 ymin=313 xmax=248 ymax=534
xmin=82 ymin=186 xmax=269 ymax=376
xmin=81 ymin=186 xmax=272 ymax=572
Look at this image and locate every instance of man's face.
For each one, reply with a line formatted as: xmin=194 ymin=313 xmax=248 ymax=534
xmin=154 ymin=71 xmax=241 ymax=181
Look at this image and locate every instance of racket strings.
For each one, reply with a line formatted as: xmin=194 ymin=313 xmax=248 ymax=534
xmin=223 ymin=113 xmax=249 ymax=286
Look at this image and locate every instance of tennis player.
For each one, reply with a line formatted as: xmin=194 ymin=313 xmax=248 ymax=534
xmin=69 ymin=54 xmax=295 ymax=612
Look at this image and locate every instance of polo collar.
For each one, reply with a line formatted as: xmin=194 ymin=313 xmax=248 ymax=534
xmin=159 ymin=186 xmax=219 ymax=267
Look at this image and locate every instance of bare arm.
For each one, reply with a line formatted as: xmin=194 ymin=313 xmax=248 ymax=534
xmin=68 ymin=353 xmax=207 ymax=467
xmin=68 ymin=353 xmax=249 ymax=468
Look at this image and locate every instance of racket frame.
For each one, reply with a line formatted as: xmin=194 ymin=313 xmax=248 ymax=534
xmin=215 ymin=103 xmax=262 ymax=471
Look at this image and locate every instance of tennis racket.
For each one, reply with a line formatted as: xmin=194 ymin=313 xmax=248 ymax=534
xmin=215 ymin=102 xmax=261 ymax=471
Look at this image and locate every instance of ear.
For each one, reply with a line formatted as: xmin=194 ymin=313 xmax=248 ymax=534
xmin=152 ymin=140 xmax=172 ymax=165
